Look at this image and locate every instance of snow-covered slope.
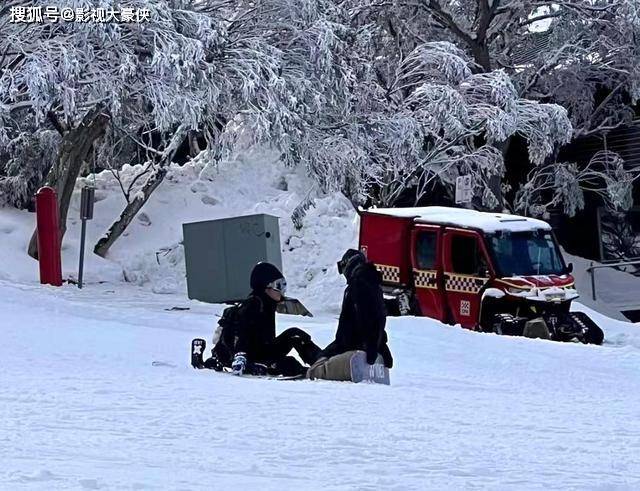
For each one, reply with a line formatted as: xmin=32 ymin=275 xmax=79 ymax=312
xmin=0 ymin=149 xmax=357 ymax=312
xmin=2 ymin=279 xmax=640 ymax=490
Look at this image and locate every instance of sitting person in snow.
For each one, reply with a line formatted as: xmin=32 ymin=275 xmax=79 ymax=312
xmin=308 ymin=249 xmax=393 ymax=380
xmin=202 ymin=262 xmax=321 ymax=377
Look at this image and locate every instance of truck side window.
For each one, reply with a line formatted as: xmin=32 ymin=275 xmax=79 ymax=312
xmin=416 ymin=232 xmax=437 ymax=269
xmin=451 ymin=235 xmax=487 ymax=275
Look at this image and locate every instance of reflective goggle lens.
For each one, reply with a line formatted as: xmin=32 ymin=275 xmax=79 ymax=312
xmin=267 ymin=278 xmax=287 ymax=295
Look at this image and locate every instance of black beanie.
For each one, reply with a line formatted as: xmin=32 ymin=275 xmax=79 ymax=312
xmin=338 ymin=249 xmax=366 ymax=278
xmin=250 ymin=262 xmax=284 ymax=291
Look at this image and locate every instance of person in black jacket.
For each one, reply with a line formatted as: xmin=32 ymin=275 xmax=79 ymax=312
xmin=320 ymin=249 xmax=393 ymax=368
xmin=204 ymin=262 xmax=321 ymax=376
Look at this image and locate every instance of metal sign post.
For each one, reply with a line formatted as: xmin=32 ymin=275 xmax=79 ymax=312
xmin=78 ymin=186 xmax=95 ymax=289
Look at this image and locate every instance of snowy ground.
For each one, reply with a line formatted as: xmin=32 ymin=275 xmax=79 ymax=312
xmin=2 ymin=150 xmax=640 ymax=489
xmin=2 ymin=278 xmax=640 ymax=490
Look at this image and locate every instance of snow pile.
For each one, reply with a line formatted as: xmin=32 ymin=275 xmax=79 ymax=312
xmin=0 ymin=207 xmax=123 ymax=285
xmin=0 ymin=208 xmax=39 ymax=282
xmin=0 ymin=149 xmax=358 ymax=312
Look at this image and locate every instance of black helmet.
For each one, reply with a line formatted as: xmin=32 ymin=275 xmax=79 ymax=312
xmin=337 ymin=249 xmax=365 ymax=278
xmin=250 ymin=262 xmax=285 ymax=292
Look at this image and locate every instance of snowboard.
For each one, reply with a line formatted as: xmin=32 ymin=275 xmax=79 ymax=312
xmin=190 ymin=338 xmax=305 ymax=380
xmin=349 ymin=351 xmax=390 ymax=385
xmin=221 ymin=368 xmax=306 ymax=381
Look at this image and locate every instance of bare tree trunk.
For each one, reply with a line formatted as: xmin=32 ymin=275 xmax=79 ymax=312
xmin=188 ymin=130 xmax=201 ymax=157
xmin=93 ymin=125 xmax=187 ymax=258
xmin=93 ymin=167 xmax=168 ymax=257
xmin=28 ymin=104 xmax=110 ymax=259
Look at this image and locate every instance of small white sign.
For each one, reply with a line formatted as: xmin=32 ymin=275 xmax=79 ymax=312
xmin=455 ymin=175 xmax=473 ymax=204
xmin=460 ymin=300 xmax=471 ymax=317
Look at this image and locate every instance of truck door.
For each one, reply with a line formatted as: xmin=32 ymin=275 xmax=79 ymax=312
xmin=410 ymin=226 xmax=445 ymax=321
xmin=443 ymin=229 xmax=492 ymax=329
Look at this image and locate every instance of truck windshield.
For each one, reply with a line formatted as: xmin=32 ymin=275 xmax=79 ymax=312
xmin=487 ymin=230 xmax=565 ymax=277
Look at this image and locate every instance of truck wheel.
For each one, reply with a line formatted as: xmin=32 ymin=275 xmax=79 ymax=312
xmin=385 ymin=292 xmax=418 ymax=316
xmin=569 ymin=312 xmax=604 ymax=345
xmin=585 ymin=325 xmax=604 ymax=345
xmin=490 ymin=313 xmax=526 ymax=336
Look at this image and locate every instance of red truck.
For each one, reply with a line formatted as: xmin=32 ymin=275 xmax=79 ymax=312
xmin=359 ymin=207 xmax=604 ymax=344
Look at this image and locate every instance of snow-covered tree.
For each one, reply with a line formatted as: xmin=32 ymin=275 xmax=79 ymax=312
xmin=2 ymin=0 xmax=638 ymax=245
xmin=342 ymin=0 xmax=640 ymax=213
xmin=286 ymin=36 xmax=573 ymax=209
xmin=353 ymin=0 xmax=639 ymax=134
xmin=0 ymin=0 xmax=345 ymax=256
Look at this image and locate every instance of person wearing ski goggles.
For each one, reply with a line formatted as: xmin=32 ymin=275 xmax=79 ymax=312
xmin=265 ymin=277 xmax=287 ymax=300
xmin=200 ymin=262 xmax=320 ymax=377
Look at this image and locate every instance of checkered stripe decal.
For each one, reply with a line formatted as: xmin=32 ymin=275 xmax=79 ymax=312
xmin=414 ymin=269 xmax=438 ymax=289
xmin=375 ymin=264 xmax=400 ymax=283
xmin=445 ymin=274 xmax=487 ymax=293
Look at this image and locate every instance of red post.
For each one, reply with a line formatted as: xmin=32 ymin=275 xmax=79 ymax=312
xmin=35 ymin=187 xmax=62 ymax=286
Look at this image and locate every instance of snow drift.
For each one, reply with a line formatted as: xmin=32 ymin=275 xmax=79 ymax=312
xmin=0 ymin=149 xmax=358 ymax=312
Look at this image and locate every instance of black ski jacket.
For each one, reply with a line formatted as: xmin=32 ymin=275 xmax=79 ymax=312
xmin=322 ymin=262 xmax=393 ymax=368
xmin=214 ymin=291 xmax=278 ymax=365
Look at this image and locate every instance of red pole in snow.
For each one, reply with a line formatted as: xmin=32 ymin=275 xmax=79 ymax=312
xmin=35 ymin=186 xmax=62 ymax=286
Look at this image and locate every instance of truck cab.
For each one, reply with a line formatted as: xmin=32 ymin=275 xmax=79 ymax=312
xmin=359 ymin=207 xmax=603 ymax=344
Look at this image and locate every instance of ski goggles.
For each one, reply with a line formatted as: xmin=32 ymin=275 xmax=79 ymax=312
xmin=266 ymin=278 xmax=287 ymax=295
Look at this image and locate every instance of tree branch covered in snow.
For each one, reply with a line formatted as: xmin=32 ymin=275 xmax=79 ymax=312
xmin=0 ymin=0 xmax=346 ymax=208
xmin=515 ymin=151 xmax=640 ymax=217
xmin=291 ymin=39 xmax=572 ymax=210
xmin=1 ymin=0 xmax=638 ymax=224
xmin=325 ymin=0 xmax=639 ymax=214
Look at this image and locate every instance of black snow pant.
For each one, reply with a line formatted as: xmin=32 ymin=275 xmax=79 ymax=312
xmin=262 ymin=327 xmax=322 ymax=376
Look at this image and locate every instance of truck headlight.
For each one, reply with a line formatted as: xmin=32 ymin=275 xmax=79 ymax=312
xmin=544 ymin=291 xmax=566 ymax=302
xmin=506 ymin=287 xmax=526 ymax=295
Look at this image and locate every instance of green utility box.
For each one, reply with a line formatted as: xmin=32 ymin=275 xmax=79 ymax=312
xmin=182 ymin=214 xmax=282 ymax=303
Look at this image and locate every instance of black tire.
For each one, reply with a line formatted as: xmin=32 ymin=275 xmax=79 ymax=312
xmin=584 ymin=325 xmax=605 ymax=345
xmin=570 ymin=312 xmax=604 ymax=345
xmin=490 ymin=313 xmax=526 ymax=336
xmin=384 ymin=292 xmax=419 ymax=316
